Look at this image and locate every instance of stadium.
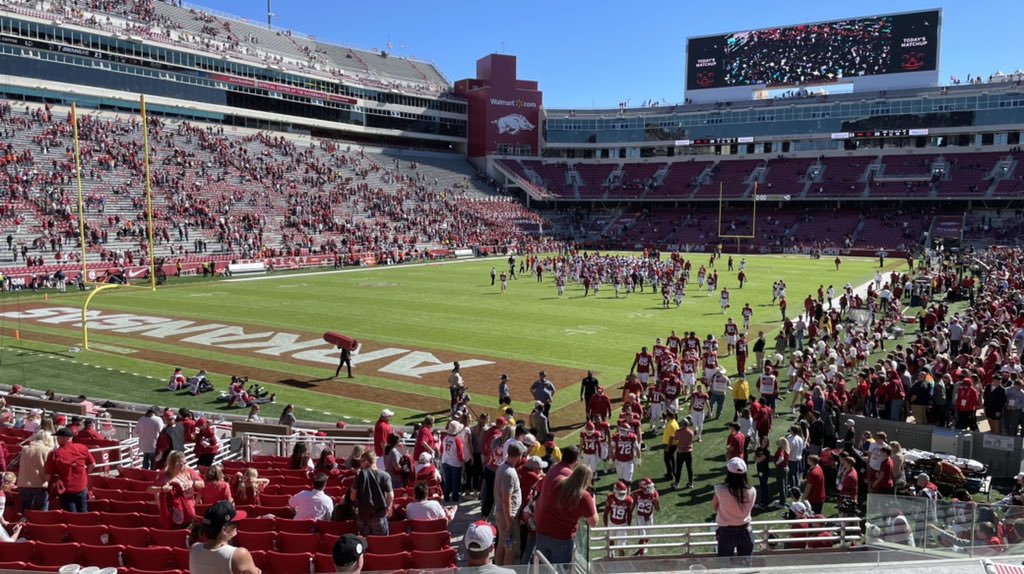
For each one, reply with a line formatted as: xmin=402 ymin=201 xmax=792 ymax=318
xmin=0 ymin=2 xmax=1022 ymax=573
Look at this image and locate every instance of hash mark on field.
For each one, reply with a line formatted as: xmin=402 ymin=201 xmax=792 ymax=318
xmin=564 ymin=325 xmax=607 ymax=336
xmin=303 ymin=407 xmax=313 ymax=411
xmin=132 ymin=373 xmax=139 ymax=376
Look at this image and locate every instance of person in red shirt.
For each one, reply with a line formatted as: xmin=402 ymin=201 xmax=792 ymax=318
xmin=603 ymin=481 xmax=634 ymax=556
xmin=726 ymin=423 xmax=746 ymax=462
xmin=44 ymin=427 xmax=96 ymax=512
xmin=579 ymin=422 xmax=602 ymax=478
xmin=630 ymin=347 xmax=654 ymax=390
xmin=621 ymin=374 xmax=644 ymax=403
xmin=611 ymin=425 xmax=641 ymax=486
xmin=193 ymin=417 xmax=220 ymax=467
xmin=802 ymin=454 xmax=827 ymax=514
xmin=167 ymin=367 xmax=187 ymax=391
xmin=633 ymin=477 xmax=661 ymax=554
xmin=955 ymin=378 xmax=981 ymax=431
xmin=373 ymin=409 xmax=395 ymax=456
xmin=837 ymin=455 xmax=859 ymax=516
xmin=413 ymin=415 xmax=438 ymax=461
xmin=75 ymin=418 xmax=105 ymax=442
xmin=535 ymin=457 xmax=598 ymax=564
xmin=588 ymin=387 xmax=613 ymax=421
xmin=871 ymin=446 xmax=895 ymax=494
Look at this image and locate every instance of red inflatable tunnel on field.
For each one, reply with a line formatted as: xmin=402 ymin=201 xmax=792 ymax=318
xmin=323 ymin=332 xmax=360 ymax=353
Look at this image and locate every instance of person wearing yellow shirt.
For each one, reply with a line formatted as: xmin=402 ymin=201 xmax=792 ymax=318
xmin=662 ymin=410 xmax=680 ymax=481
xmin=732 ymin=377 xmax=750 ymax=422
xmin=530 ymin=440 xmax=561 ymax=464
xmin=494 ymin=406 xmax=516 ymax=429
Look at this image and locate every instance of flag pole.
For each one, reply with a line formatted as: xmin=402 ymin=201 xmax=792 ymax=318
xmin=72 ymin=103 xmax=88 ymax=285
xmin=140 ymin=95 xmax=157 ymax=291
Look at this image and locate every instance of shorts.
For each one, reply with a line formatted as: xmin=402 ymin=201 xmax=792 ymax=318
xmin=681 ymin=374 xmax=696 ymax=387
xmin=615 ymin=460 xmax=635 ymax=483
xmin=610 ymin=528 xmax=629 ymax=547
xmin=583 ymin=453 xmax=601 ymax=473
xmin=704 ymin=368 xmax=717 ymax=382
xmin=638 ymin=373 xmax=650 ymax=386
xmin=726 ymin=335 xmax=736 ymax=346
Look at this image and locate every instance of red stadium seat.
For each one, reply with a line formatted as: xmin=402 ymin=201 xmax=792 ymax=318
xmin=363 ymin=551 xmax=410 ymax=572
xmin=319 ymin=533 xmax=339 ymax=554
xmin=108 ymin=526 xmax=151 ymax=546
xmin=234 ymin=529 xmax=278 ymax=552
xmin=408 ymin=518 xmax=448 ymax=532
xmin=66 ymin=524 xmax=109 ymax=544
xmin=100 ymin=512 xmax=143 ymax=528
xmin=236 ymin=516 xmax=277 ymax=532
xmin=259 ymin=494 xmax=292 ymax=507
xmin=107 ymin=500 xmax=150 ymax=514
xmin=411 ymin=548 xmax=458 ymax=569
xmin=263 ymin=551 xmax=312 ymax=574
xmin=387 ymin=519 xmax=408 ymax=533
xmin=149 ymin=528 xmax=191 ymax=548
xmin=276 ymin=531 xmax=322 ymax=553
xmin=123 ymin=546 xmax=173 ymax=570
xmin=24 ymin=523 xmax=66 ymax=543
xmin=19 ymin=564 xmax=60 ymax=573
xmin=172 ymin=546 xmax=192 ymax=570
xmin=2 ymin=540 xmax=37 ymax=562
xmin=127 ymin=570 xmax=182 ymax=574
xmin=33 ymin=542 xmax=80 ymax=566
xmin=315 ymin=520 xmax=357 ymax=536
xmin=365 ymin=533 xmax=409 ymax=554
xmin=253 ymin=505 xmax=293 ymax=518
xmin=410 ymin=530 xmax=451 ymax=551
xmin=0 ymin=563 xmax=27 ymax=571
xmin=64 ymin=511 xmax=102 ymax=526
xmin=313 ymin=553 xmax=335 ymax=573
xmin=24 ymin=510 xmax=63 ymax=524
xmin=275 ymin=518 xmax=315 ymax=534
xmin=79 ymin=544 xmax=124 ymax=568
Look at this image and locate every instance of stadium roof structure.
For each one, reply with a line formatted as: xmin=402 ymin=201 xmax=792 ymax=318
xmin=13 ymin=0 xmax=450 ymax=94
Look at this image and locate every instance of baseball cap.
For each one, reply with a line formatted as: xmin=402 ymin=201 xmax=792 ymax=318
xmin=55 ymin=427 xmax=74 ymax=438
xmin=418 ymin=452 xmax=433 ymax=464
xmin=916 ymin=473 xmax=930 ymax=482
xmin=505 ymin=441 xmax=526 ymax=458
xmin=11 ymin=384 xmax=21 ymax=393
xmin=465 ymin=520 xmax=497 ymax=551
xmin=726 ymin=457 xmax=747 ymax=474
xmin=526 ymin=456 xmax=548 ymax=470
xmin=790 ymin=501 xmax=807 ymax=515
xmin=495 ymin=417 xmax=507 ymax=427
xmin=596 ymin=386 xmax=605 ymax=393
xmin=522 ymin=433 xmax=537 ymax=447
xmin=331 ymin=534 xmax=368 ymax=568
xmin=380 ymin=409 xmax=394 ymax=418
xmin=202 ymin=500 xmax=247 ymax=529
xmin=845 ymin=419 xmax=856 ymax=427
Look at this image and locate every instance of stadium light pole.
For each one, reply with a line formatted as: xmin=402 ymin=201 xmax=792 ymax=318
xmin=139 ymin=95 xmax=157 ymax=291
xmin=71 ymin=103 xmax=88 ymax=284
xmin=267 ymin=0 xmax=273 ymax=30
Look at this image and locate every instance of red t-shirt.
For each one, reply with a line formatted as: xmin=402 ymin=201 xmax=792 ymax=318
xmin=840 ymin=469 xmax=859 ymax=499
xmin=875 ymin=458 xmax=894 ymax=490
xmin=45 ymin=443 xmax=96 ymax=492
xmin=373 ymin=419 xmax=394 ymax=456
xmin=533 ymin=463 xmax=572 ymax=528
xmin=537 ymin=480 xmax=597 ymax=540
xmin=201 ymin=480 xmax=233 ymax=505
xmin=806 ymin=466 xmax=826 ymax=503
xmin=588 ymin=394 xmax=612 ymax=419
xmin=193 ymin=426 xmax=219 ymax=456
xmin=414 ymin=426 xmax=436 ymax=460
xmin=727 ymin=432 xmax=745 ymax=461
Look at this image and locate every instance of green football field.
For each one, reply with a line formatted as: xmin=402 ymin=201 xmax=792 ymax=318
xmin=0 ymin=252 xmax=904 ymax=527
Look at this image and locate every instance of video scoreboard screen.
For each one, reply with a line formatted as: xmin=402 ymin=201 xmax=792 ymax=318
xmin=686 ymin=10 xmax=940 ymax=91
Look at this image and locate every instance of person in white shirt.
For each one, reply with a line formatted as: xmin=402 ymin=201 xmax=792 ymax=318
xmin=288 ymin=473 xmax=334 ymax=521
xmin=404 ymin=482 xmax=454 ymax=522
xmin=136 ymin=407 xmax=165 ymax=470
xmin=785 ymin=426 xmax=805 ymax=490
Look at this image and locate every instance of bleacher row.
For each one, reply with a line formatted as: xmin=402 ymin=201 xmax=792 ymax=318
xmin=497 ymin=151 xmax=1020 ymax=201
xmin=0 ymin=450 xmax=455 ymax=573
xmin=0 ymin=101 xmax=546 ymax=278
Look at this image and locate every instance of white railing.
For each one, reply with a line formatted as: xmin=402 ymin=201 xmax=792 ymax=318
xmin=589 ymin=516 xmax=863 ymax=558
xmin=240 ymin=429 xmax=414 ymax=460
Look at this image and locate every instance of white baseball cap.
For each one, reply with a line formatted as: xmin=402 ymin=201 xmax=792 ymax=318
xmin=726 ymin=457 xmax=747 ymax=474
xmin=790 ymin=501 xmax=808 ymax=515
xmin=380 ymin=409 xmax=394 ymax=418
xmin=465 ymin=520 xmax=497 ymax=551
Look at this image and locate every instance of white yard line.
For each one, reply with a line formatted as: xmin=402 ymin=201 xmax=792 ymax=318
xmin=222 ymin=255 xmax=504 ymax=283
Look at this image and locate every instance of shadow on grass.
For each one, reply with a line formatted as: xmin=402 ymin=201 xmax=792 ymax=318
xmin=276 ymin=377 xmax=326 ymax=390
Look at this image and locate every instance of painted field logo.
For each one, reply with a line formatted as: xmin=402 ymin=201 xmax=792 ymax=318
xmin=493 ymin=114 xmax=535 ymax=135
xmin=1 ymin=307 xmax=493 ymax=379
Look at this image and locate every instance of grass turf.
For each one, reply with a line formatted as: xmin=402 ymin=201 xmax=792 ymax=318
xmin=0 ymin=253 xmax=903 ymax=527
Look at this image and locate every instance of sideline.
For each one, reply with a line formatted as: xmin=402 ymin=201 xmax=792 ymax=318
xmin=222 ymin=254 xmax=506 ymax=283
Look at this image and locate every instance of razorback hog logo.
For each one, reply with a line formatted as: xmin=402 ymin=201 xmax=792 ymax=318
xmin=696 ymin=71 xmax=716 ymax=88
xmin=493 ymin=114 xmax=535 ymax=135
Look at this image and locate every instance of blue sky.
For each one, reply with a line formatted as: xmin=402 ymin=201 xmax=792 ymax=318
xmin=198 ymin=1 xmax=1023 ymax=108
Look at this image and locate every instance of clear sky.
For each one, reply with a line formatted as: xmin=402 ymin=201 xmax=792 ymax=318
xmin=195 ymin=1 xmax=1023 ymax=109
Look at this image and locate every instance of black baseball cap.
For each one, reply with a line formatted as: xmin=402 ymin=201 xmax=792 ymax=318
xmin=55 ymin=427 xmax=74 ymax=438
xmin=202 ymin=501 xmax=247 ymax=529
xmin=332 ymin=534 xmax=368 ymax=568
